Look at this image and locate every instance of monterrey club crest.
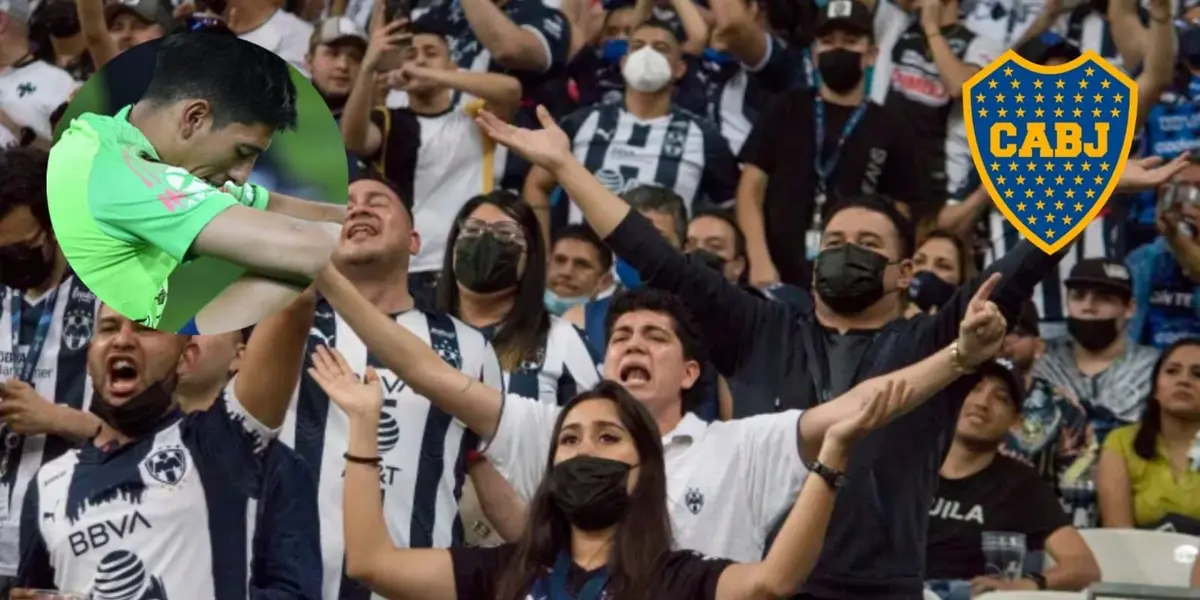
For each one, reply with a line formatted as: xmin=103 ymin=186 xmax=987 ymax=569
xmin=962 ymin=49 xmax=1137 ymax=254
xmin=143 ymin=447 xmax=188 ymax=485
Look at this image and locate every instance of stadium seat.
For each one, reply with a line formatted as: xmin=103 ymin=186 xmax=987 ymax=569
xmin=974 ymin=592 xmax=1083 ymax=599
xmin=1078 ymin=529 xmax=1199 ymax=586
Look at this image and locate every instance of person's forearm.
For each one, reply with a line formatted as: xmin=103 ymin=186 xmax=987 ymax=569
xmin=267 ymin=192 xmax=347 ymax=223
xmin=426 ymin=70 xmax=522 ymax=113
xmin=1107 ymin=0 xmax=1147 ymax=72
xmin=49 ymin=405 xmax=101 ymax=441
xmin=735 ymin=172 xmax=773 ymax=275
xmin=1133 ymin=6 xmax=1173 ymax=127
xmin=671 ymin=0 xmax=710 ymax=55
xmin=343 ymin=412 xmax=395 ymax=580
xmin=523 ymin=168 xmax=555 ymax=246
xmin=752 ymin=440 xmax=849 ymax=595
xmin=1043 ymin=562 xmax=1100 ymax=591
xmin=232 ymin=289 xmax=317 ymax=428
xmin=341 ymin=73 xmax=379 ymax=156
xmin=194 ymin=275 xmax=306 ymax=335
xmin=926 ymin=33 xmax=976 ymax=97
xmin=468 ymin=460 xmax=529 ymax=542
xmin=1013 ymin=11 xmax=1058 ymax=48
xmin=76 ymin=0 xmax=117 ymax=69
xmin=314 ymin=264 xmax=503 ymax=437
xmin=551 ymin=160 xmax=631 ymax=238
xmin=800 ymin=346 xmax=961 ymax=460
xmin=937 ymin=189 xmax=991 ymax=237
xmin=459 ymin=0 xmax=545 ymax=70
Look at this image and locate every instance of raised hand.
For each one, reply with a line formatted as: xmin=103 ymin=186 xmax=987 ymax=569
xmin=307 ymin=345 xmax=384 ymax=417
xmin=956 ymin=273 xmax=1007 ymax=368
xmin=1118 ymin=154 xmax=1190 ymax=192
xmin=475 ymin=105 xmax=574 ymax=172
xmin=825 ymin=380 xmax=913 ymax=447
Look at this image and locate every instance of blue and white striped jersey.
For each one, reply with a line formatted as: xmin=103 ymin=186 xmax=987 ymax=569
xmin=486 ymin=316 xmax=602 ymax=406
xmin=253 ymin=300 xmax=503 ymax=600
xmin=0 ymin=276 xmax=97 ymax=577
xmin=555 ymin=100 xmax=741 ymax=223
xmin=16 ymin=395 xmax=321 ymax=599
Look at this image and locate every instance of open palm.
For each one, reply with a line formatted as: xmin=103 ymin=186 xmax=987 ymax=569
xmin=1118 ymin=154 xmax=1190 ymax=192
xmin=307 ymin=345 xmax=384 ymax=416
xmin=475 ymin=105 xmax=574 ymax=172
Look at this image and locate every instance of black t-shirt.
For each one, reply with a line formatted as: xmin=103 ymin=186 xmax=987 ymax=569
xmin=450 ymin=545 xmax=731 ymax=599
xmin=925 ymin=455 xmax=1071 ymax=580
xmin=738 ymin=89 xmax=922 ymax=287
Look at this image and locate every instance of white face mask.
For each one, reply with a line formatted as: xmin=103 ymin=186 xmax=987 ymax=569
xmin=621 ymin=46 xmax=673 ymax=93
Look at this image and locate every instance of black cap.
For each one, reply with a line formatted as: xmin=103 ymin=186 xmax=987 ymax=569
xmin=814 ymin=0 xmax=873 ymax=39
xmin=1015 ymin=32 xmax=1082 ymax=65
xmin=1012 ymin=300 xmax=1040 ymax=337
xmin=1064 ymin=258 xmax=1132 ymax=299
xmin=978 ymin=358 xmax=1025 ymax=411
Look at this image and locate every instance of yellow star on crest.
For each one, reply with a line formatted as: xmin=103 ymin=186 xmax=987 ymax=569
xmin=1035 ymin=200 xmax=1045 ymax=210
xmin=1027 ymin=215 xmax=1037 ymax=224
xmin=1054 ymin=108 xmax=1064 ymax=117
xmin=1015 ymin=93 xmax=1025 ymax=103
xmin=1074 ymin=202 xmax=1083 ymax=211
xmin=1055 ymin=176 xmax=1064 ymax=185
xmin=1074 ymin=94 xmax=1083 ymax=102
xmin=1016 ymin=108 xmax=1026 ymax=117
xmin=1005 ymin=189 xmax=1014 ymax=198
xmin=1034 ymin=79 xmax=1044 ymax=89
xmin=996 ymin=175 xmax=1007 ymax=184
xmin=1009 ymin=162 xmax=1019 ymax=171
xmin=1082 ymin=163 xmax=1091 ymax=171
xmin=1085 ymin=190 xmax=1096 ymax=198
xmin=1025 ymin=189 xmax=1035 ymax=198
xmin=1046 ymin=229 xmax=1055 ymax=238
xmin=1035 ymin=108 xmax=1045 ymax=117
xmin=1055 ymin=200 xmax=1064 ymax=209
xmin=991 ymin=162 xmax=1001 ymax=171
xmin=1079 ymin=79 xmax=1089 ymax=89
xmin=1016 ymin=202 xmax=1026 ymax=211
xmin=1045 ymin=188 xmax=1055 ymax=197
xmin=1034 ymin=175 xmax=1045 ymax=184
xmin=1026 ymin=162 xmax=1036 ymax=171
xmin=978 ymin=108 xmax=988 ymax=117
xmin=1100 ymin=162 xmax=1110 ymax=171
xmin=1111 ymin=108 xmax=1121 ymax=117
xmin=1065 ymin=189 xmax=1075 ymax=198
xmin=1004 ymin=66 xmax=1013 ymax=76
xmin=1035 ymin=93 xmax=1044 ymax=102
xmin=989 ymin=80 xmax=999 ymax=89
xmin=1114 ymin=93 xmax=1124 ymax=102
xmin=1045 ymin=162 xmax=1055 ymax=171
xmin=996 ymin=93 xmax=1006 ymax=102
xmin=1064 ymin=215 xmax=1073 ymax=225
xmin=1093 ymin=93 xmax=1103 ymax=102
xmin=1085 ymin=66 xmax=1094 ymax=76
xmin=1092 ymin=108 xmax=1102 ymax=117
xmin=1101 ymin=79 xmax=1111 ymax=89
xmin=1073 ymin=175 xmax=1083 ymax=184
xmin=1046 ymin=214 xmax=1056 ymax=223
xmin=1015 ymin=175 xmax=1025 ymax=185
xmin=1055 ymin=79 xmax=1065 ymax=89
xmin=998 ymin=108 xmax=1008 ymax=117
xmin=1054 ymin=93 xmax=1064 ymax=102
xmin=1011 ymin=79 xmax=1021 ymax=89
xmin=1064 ymin=162 xmax=1074 ymax=171
xmin=976 ymin=93 xmax=986 ymax=102
xmin=1094 ymin=175 xmax=1103 ymax=184
xmin=1072 ymin=108 xmax=1082 ymax=117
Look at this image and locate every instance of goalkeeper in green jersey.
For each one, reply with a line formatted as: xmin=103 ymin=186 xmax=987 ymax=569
xmin=48 ymin=31 xmax=345 ymax=334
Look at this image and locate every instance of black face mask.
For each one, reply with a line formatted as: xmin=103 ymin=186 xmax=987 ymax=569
xmin=687 ymin=249 xmax=726 ymax=274
xmin=90 ymin=374 xmax=178 ymax=439
xmin=908 ymin=270 xmax=957 ymax=312
xmin=0 ymin=240 xmax=54 ymax=291
xmin=549 ymin=455 xmax=632 ymax=531
xmin=454 ymin=234 xmax=522 ymax=294
xmin=817 ymin=48 xmax=865 ymax=94
xmin=814 ymin=244 xmax=890 ymax=315
xmin=41 ymin=0 xmax=81 ymax=37
xmin=1067 ymin=317 xmax=1121 ymax=352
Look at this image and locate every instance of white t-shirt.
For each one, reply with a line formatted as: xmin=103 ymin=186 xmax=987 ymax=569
xmin=239 ymin=9 xmax=315 ymax=76
xmin=0 ymin=59 xmax=75 ymax=143
xmin=485 ymin=398 xmax=808 ymax=562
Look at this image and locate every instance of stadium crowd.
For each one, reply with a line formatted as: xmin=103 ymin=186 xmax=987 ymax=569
xmin=0 ymin=0 xmax=1199 ymax=595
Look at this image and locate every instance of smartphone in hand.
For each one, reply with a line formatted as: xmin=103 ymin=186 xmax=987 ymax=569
xmin=376 ymin=0 xmax=412 ymax=72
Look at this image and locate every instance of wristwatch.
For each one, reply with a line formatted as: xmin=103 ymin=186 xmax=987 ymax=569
xmin=1023 ymin=572 xmax=1048 ymax=590
xmin=808 ymin=460 xmax=847 ymax=490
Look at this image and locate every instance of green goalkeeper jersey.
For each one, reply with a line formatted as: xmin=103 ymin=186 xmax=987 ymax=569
xmin=47 ymin=106 xmax=269 ymax=329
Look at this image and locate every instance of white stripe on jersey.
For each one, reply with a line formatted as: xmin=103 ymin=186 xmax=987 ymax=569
xmin=262 ymin=307 xmax=503 ymax=600
xmin=504 ymin=316 xmax=601 ymax=405
xmin=716 ymin=71 xmax=753 ymax=156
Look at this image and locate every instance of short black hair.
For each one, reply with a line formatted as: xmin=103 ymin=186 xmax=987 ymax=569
xmin=409 ymin=18 xmax=450 ymax=40
xmin=621 ymin=185 xmax=687 ymax=247
xmin=553 ymin=224 xmax=613 ymax=271
xmin=142 ymin=32 xmax=298 ymax=132
xmin=350 ymin=170 xmax=413 ymax=222
xmin=822 ymin=193 xmax=916 ymax=259
xmin=690 ymin=208 xmax=746 ymax=259
xmin=634 ymin=19 xmax=683 ymax=44
xmin=605 ymin=288 xmax=709 ymax=412
xmin=0 ymin=147 xmax=50 ymax=231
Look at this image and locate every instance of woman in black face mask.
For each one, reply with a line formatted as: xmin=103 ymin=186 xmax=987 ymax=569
xmin=904 ymin=231 xmax=973 ymax=318
xmin=309 ymin=344 xmax=907 ymax=600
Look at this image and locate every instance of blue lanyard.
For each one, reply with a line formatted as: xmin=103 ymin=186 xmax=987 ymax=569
xmin=536 ymin=551 xmax=609 ymax=600
xmin=9 ymin=286 xmax=59 ymax=383
xmin=814 ymin=97 xmax=868 ymax=193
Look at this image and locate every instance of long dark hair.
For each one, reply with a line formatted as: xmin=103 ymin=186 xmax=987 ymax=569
xmin=494 ymin=381 xmax=675 ymax=600
xmin=1133 ymin=337 xmax=1200 ymax=460
xmin=435 ymin=190 xmax=551 ymax=371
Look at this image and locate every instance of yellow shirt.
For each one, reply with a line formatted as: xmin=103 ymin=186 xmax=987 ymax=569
xmin=1104 ymin=424 xmax=1200 ymax=529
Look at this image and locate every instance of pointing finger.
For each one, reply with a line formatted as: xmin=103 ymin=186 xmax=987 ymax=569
xmin=969 ymin=273 xmax=1002 ymax=309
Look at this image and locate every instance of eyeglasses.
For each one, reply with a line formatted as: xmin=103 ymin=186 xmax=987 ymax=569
xmin=459 ymin=218 xmax=525 ymax=244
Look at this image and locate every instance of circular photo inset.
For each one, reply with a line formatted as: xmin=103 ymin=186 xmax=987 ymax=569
xmin=47 ymin=30 xmax=347 ymax=334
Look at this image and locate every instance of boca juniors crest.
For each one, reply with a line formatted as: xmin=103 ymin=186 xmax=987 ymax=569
xmin=963 ymin=50 xmax=1137 ymax=254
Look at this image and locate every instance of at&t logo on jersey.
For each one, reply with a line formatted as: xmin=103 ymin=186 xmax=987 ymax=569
xmin=94 ymin=549 xmax=170 ymax=600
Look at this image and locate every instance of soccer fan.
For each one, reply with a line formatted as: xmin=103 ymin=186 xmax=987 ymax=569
xmin=0 ymin=0 xmax=76 ymax=150
xmin=72 ymin=0 xmax=174 ymax=72
xmin=47 ymin=31 xmax=346 ymax=335
xmin=545 ymin=224 xmax=613 ymax=317
xmin=228 ymin=0 xmax=315 ymax=72
xmin=524 ymin=21 xmax=740 ymax=245
xmin=14 ymin=300 xmax=322 ymax=598
xmin=0 ymin=147 xmax=102 ymax=598
xmin=222 ymin=173 xmax=504 ymax=600
xmin=311 ymin=346 xmax=909 ymax=600
xmin=314 ymin=259 xmax=1006 ymax=563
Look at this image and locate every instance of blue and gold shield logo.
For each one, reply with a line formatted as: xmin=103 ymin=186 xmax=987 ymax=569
xmin=963 ymin=50 xmax=1137 ymax=254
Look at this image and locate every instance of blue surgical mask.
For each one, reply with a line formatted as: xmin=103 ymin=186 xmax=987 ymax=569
xmin=615 ymin=258 xmax=642 ymax=289
xmin=544 ymin=289 xmax=591 ymax=316
xmin=702 ymin=47 xmax=735 ymax=65
xmin=601 ymin=38 xmax=629 ymax=64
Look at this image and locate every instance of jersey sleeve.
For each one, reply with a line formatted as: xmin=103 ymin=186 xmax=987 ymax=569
xmin=483 ymin=394 xmax=561 ymax=500
xmin=450 ymin=545 xmax=515 ymax=599
xmin=738 ymin=93 xmax=790 ymax=172
xmin=723 ymin=410 xmax=807 ymax=536
xmin=85 ymin=150 xmax=241 ymax=263
xmin=746 ymin=34 xmax=801 ymax=93
xmin=508 ymin=2 xmax=571 ymax=73
xmin=480 ymin=341 xmax=506 ymax=394
xmin=963 ymin=34 xmax=1005 ymax=69
xmin=182 ymin=390 xmax=281 ymax=485
xmin=249 ymin=444 xmax=323 ymax=600
xmin=16 ymin=479 xmax=56 ymax=590
xmin=698 ymin=121 xmax=741 ymax=208
xmin=555 ymin=323 xmax=603 ymax=405
xmin=659 ymin=551 xmax=733 ymax=599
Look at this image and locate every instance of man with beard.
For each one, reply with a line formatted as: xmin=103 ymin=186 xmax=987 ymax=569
xmin=221 ymin=173 xmax=503 ymax=600
xmin=0 ymin=147 xmax=102 ymax=598
xmin=14 ymin=299 xmax=322 ymax=599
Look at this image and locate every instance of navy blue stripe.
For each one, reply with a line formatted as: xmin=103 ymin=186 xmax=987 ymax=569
xmin=184 ymin=431 xmax=249 ymax=599
xmin=556 ymin=367 xmax=579 ymax=406
xmin=627 ymin=123 xmax=651 ymax=148
xmin=408 ymin=311 xmax=463 ymax=548
xmin=653 ymin=113 xmax=691 ymax=202
xmin=42 ymin=277 xmax=94 ymax=468
xmin=296 ymin=302 xmax=338 ymax=592
xmin=583 ymin=297 xmax=611 ymax=355
xmin=582 ymin=106 xmax=619 ymax=172
xmin=451 ymin=429 xmax=478 ymax=547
